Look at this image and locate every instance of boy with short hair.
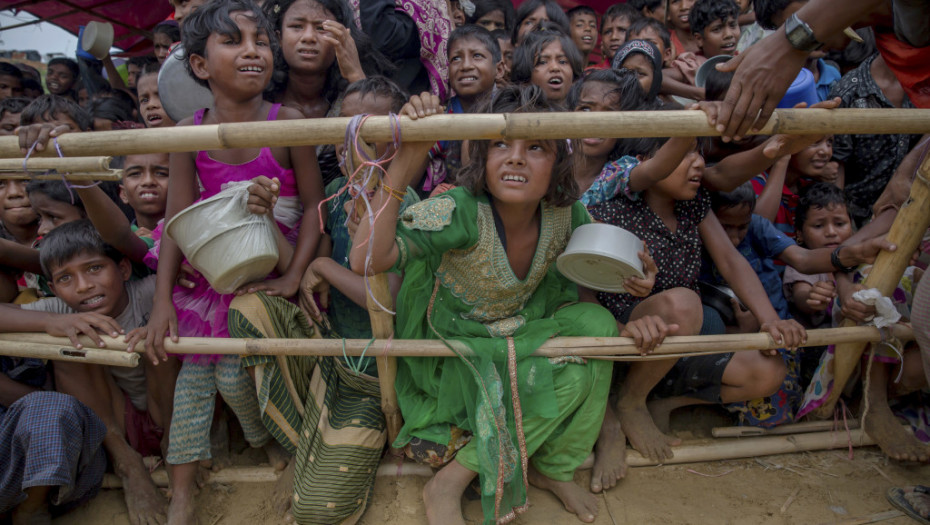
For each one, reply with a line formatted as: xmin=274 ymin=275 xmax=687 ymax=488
xmin=689 ymin=0 xmax=741 ymax=57
xmin=21 ymin=94 xmax=93 ymax=132
xmin=591 ymin=4 xmax=641 ymax=70
xmin=0 ymin=63 xmax=24 ymax=101
xmin=628 ymin=17 xmax=676 ymax=66
xmin=490 ymin=28 xmax=514 ymax=85
xmin=0 ymin=220 xmax=167 ymax=524
xmin=566 ymin=6 xmax=599 ymax=65
xmin=629 ymin=0 xmax=667 ymax=22
xmin=0 ymin=97 xmax=28 ymax=136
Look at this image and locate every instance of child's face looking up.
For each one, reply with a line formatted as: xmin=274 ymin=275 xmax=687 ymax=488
xmin=789 ymin=136 xmax=834 ymax=180
xmin=448 ymin=36 xmax=499 ymax=101
xmin=137 ymin=74 xmax=175 ymax=129
xmin=190 ymin=11 xmax=273 ymax=96
xmin=530 ymin=40 xmax=573 ymax=103
xmin=517 ymin=5 xmax=549 ymax=43
xmin=336 ymin=91 xmax=396 ymax=175
xmin=45 ymin=64 xmax=75 ymax=96
xmin=280 ymin=0 xmax=339 ymax=75
xmin=120 ymin=153 xmax=170 ymax=219
xmin=29 ymin=192 xmax=84 ymax=237
xmin=574 ymin=81 xmax=620 ymax=158
xmin=696 ymin=16 xmax=740 ymax=56
xmin=48 ymin=251 xmax=132 ymax=317
xmin=570 ymin=13 xmax=598 ymax=55
xmin=600 ymin=15 xmax=632 ymax=61
xmin=153 ymin=32 xmax=175 ymax=65
xmin=621 ymin=53 xmax=655 ymax=95
xmin=668 ymin=0 xmax=696 ymax=31
xmin=654 ymin=145 xmax=704 ymax=201
xmin=475 ymin=9 xmax=507 ymax=32
xmin=484 ymin=139 xmax=556 ymax=207
xmin=797 ymin=203 xmax=852 ymax=249
xmin=715 ymin=202 xmax=752 ymax=247
xmin=0 ymin=179 xmax=37 ymax=228
xmin=0 ymin=111 xmax=20 ymax=135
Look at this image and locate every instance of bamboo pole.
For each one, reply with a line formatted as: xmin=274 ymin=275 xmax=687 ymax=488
xmin=0 ymin=325 xmax=912 ymax=359
xmin=0 ymin=340 xmax=138 ymax=367
xmin=0 ymin=171 xmax=123 ymax=181
xmin=2 ymin=109 xmax=928 ymax=158
xmin=813 ymin=152 xmax=930 ymax=418
xmin=0 ymin=156 xmax=112 ymax=172
xmin=712 ymin=419 xmax=858 ymax=438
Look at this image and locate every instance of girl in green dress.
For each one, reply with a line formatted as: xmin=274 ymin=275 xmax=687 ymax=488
xmin=350 ymin=86 xmax=655 ymax=525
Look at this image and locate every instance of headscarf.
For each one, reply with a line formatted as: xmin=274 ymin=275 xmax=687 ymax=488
xmin=612 ymin=39 xmax=663 ymax=101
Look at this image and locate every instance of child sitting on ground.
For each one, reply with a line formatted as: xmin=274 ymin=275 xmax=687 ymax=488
xmin=139 ymin=3 xmax=323 ymax=522
xmin=566 ymin=6 xmax=598 ymax=66
xmin=0 ymin=220 xmax=168 ymax=524
xmin=350 ymin=85 xmax=659 ymax=524
xmin=511 ymin=30 xmax=583 ymax=106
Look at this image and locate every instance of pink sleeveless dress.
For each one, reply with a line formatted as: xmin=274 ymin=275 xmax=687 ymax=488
xmin=146 ymin=104 xmax=303 ymax=361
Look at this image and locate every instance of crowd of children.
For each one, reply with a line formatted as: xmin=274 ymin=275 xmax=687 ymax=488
xmin=0 ymin=0 xmax=927 ymax=524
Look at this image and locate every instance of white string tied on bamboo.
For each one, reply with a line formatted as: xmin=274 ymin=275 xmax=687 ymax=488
xmin=22 ymin=137 xmax=101 ymax=204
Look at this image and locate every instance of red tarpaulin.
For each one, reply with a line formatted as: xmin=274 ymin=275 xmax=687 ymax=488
xmin=0 ymin=0 xmax=173 ymax=55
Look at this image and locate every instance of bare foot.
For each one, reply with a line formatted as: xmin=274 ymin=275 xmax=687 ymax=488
xmin=616 ymin=400 xmax=680 ymax=462
xmin=273 ymin=457 xmax=296 ymax=517
xmin=263 ymin=440 xmax=291 ymax=471
xmin=903 ymin=486 xmax=930 ymax=518
xmin=528 ymin=466 xmax=598 ymax=523
xmin=590 ymin=405 xmax=626 ymax=493
xmin=423 ymin=460 xmax=475 ymax=525
xmin=647 ymin=397 xmax=683 ymax=434
xmin=863 ymin=403 xmax=930 ymax=462
xmin=167 ymin=490 xmax=197 ymax=525
xmin=118 ymin=455 xmax=168 ymax=525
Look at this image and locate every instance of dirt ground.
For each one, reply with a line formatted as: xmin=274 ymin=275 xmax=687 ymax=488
xmin=52 ymin=409 xmax=930 ymax=525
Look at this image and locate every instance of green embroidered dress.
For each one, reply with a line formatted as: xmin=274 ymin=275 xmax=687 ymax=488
xmin=391 ymin=188 xmax=615 ymax=524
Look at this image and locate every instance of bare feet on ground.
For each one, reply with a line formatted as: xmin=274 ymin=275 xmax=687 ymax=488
xmin=272 ymin=457 xmax=296 ymax=517
xmin=903 ymin=486 xmax=930 ymax=519
xmin=863 ymin=403 xmax=930 ymax=462
xmin=590 ymin=405 xmax=627 ymax=493
xmin=167 ymin=490 xmax=197 ymax=525
xmin=119 ymin=456 xmax=168 ymax=525
xmin=422 ymin=460 xmax=474 ymax=525
xmin=263 ymin=440 xmax=290 ymax=471
xmin=617 ymin=400 xmax=680 ymax=462
xmin=528 ymin=466 xmax=598 ymax=523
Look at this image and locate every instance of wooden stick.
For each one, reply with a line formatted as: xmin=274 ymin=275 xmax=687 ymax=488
xmin=0 ymin=156 xmax=112 ymax=172
xmin=0 ymin=171 xmax=122 ymax=181
xmin=101 ymin=466 xmax=281 ymax=489
xmin=624 ymin=428 xmax=875 ymax=467
xmin=2 ymin=109 xmax=928 ymax=158
xmin=0 ymin=325 xmax=912 ymax=358
xmin=0 ymin=340 xmax=139 ymax=367
xmin=780 ymin=487 xmax=802 ymax=514
xmin=712 ymin=419 xmax=859 ymax=438
xmin=814 ymin=151 xmax=930 ymax=418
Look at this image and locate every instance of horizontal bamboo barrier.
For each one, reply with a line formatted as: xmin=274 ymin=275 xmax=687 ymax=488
xmin=0 ymin=340 xmax=138 ymax=367
xmin=712 ymin=419 xmax=858 ymax=438
xmin=0 ymin=109 xmax=927 ymax=158
xmin=0 ymin=156 xmax=112 ymax=172
xmin=0 ymin=325 xmax=911 ymax=360
xmin=0 ymin=171 xmax=123 ymax=180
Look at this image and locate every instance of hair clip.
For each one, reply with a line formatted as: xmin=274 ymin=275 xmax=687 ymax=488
xmin=273 ymin=3 xmax=280 ymax=14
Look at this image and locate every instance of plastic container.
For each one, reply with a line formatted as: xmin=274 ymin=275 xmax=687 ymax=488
xmin=695 ymin=54 xmax=733 ymax=88
xmin=165 ymin=182 xmax=279 ymax=294
xmin=158 ymin=43 xmax=215 ymax=122
xmin=80 ymin=22 xmax=114 ymax=60
xmin=557 ymin=223 xmax=645 ymax=293
xmin=777 ymin=68 xmax=818 ymax=108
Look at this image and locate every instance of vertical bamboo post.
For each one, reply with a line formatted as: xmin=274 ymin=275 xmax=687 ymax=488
xmin=349 ymin=140 xmax=404 ymax=447
xmin=813 ymin=150 xmax=930 ymax=418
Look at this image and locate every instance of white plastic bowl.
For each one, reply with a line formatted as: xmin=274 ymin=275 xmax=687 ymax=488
xmin=166 ymin=193 xmax=278 ymax=294
xmin=557 ymin=223 xmax=644 ymax=293
xmin=81 ymin=21 xmax=114 ymax=60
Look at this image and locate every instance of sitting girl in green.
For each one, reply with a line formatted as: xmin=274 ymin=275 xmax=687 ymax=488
xmin=351 ymin=86 xmax=656 ymax=525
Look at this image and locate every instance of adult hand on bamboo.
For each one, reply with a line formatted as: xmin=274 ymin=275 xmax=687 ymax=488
xmin=247 ymin=176 xmax=280 ymax=216
xmin=840 ymin=236 xmax=896 ymax=267
xmin=623 ymin=243 xmax=657 ymax=297
xmin=714 ymin=32 xmax=810 ymax=141
xmin=401 ymin=92 xmax=443 ymax=120
xmin=46 ymin=312 xmax=124 ymax=349
xmin=16 ymin=123 xmax=71 ymax=154
xmin=806 ymin=280 xmax=836 ymax=311
xmin=760 ymin=318 xmax=806 ymax=352
xmin=298 ymin=258 xmax=331 ymax=324
xmin=620 ymin=315 xmax=678 ymax=355
xmin=321 ymin=20 xmax=365 ymax=84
